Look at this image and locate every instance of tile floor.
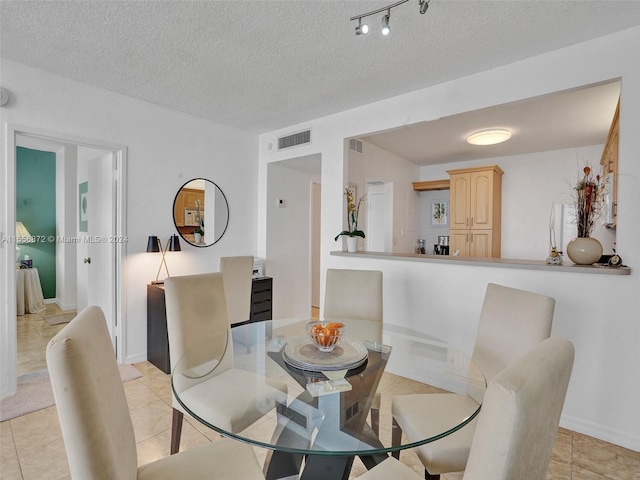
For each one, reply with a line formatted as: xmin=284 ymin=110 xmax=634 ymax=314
xmin=1 ymin=306 xmax=639 ymax=479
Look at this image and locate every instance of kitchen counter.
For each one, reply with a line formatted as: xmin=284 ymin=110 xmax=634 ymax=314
xmin=330 ymin=251 xmax=631 ymax=275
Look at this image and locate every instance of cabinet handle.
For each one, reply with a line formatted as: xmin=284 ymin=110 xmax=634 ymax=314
xmin=466 ymin=218 xmax=469 ymax=227
xmin=471 ymin=217 xmax=474 ymax=226
xmin=470 ymin=233 xmax=473 ymax=242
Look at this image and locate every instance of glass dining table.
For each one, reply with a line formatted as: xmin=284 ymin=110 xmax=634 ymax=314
xmin=172 ymin=319 xmax=485 ymax=480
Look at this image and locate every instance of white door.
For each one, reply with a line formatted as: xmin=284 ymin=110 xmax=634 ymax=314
xmin=367 ymin=183 xmax=386 ymax=252
xmin=85 ymin=153 xmax=117 ymax=352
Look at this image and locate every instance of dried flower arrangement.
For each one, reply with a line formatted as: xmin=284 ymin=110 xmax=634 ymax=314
xmin=573 ymin=165 xmax=607 ymax=238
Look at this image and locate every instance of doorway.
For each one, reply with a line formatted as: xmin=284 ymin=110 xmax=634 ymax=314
xmin=265 ymin=154 xmax=321 ymax=320
xmin=1 ymin=125 xmax=127 ymax=398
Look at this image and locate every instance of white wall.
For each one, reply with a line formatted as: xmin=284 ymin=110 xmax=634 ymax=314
xmin=0 ymin=60 xmax=259 ymax=374
xmin=348 ymin=139 xmax=420 ymax=253
xmin=258 ymin=28 xmax=640 ymax=450
xmin=417 ymin=144 xmax=616 ymax=260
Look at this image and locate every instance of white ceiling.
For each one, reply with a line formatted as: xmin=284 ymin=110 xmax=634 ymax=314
xmin=1 ymin=1 xmax=639 ymax=163
xmin=362 ymin=80 xmax=621 ymax=165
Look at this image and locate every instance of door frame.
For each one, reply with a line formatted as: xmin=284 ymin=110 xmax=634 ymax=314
xmin=1 ymin=124 xmax=127 ymax=398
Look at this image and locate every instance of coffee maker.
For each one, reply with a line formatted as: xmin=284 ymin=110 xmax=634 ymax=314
xmin=433 ymin=236 xmax=450 ymax=255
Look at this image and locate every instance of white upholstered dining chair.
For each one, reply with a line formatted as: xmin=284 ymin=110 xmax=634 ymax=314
xmin=391 ymin=282 xmax=556 ymax=479
xmin=46 ymin=306 xmax=265 ymax=480
xmin=359 ymin=336 xmax=575 ymax=480
xmin=324 ymin=268 xmax=383 ymax=433
xmin=218 ymin=255 xmax=254 ymax=326
xmin=165 ymin=272 xmax=287 ymax=455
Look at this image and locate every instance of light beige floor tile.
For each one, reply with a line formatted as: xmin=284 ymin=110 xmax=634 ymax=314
xmin=546 ymin=456 xmax=571 ymax=480
xmin=551 ymin=427 xmax=573 ymax=464
xmin=0 ymin=455 xmax=23 ymax=480
xmin=124 ymin=378 xmax=163 ymax=411
xmin=10 ymin=407 xmax=62 ymax=456
xmin=130 ymin=399 xmax=173 ymax=443
xmin=0 ymin=421 xmax=18 ymax=464
xmin=136 ymin=419 xmax=213 ymax=466
xmin=572 ymin=432 xmax=640 ymax=480
xmin=17 ymin=437 xmax=69 ymax=480
xmin=571 ymin=464 xmax=613 ymax=479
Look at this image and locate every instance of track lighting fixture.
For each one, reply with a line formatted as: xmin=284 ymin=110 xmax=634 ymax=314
xmin=350 ymin=0 xmax=430 ymax=36
xmin=381 ymin=10 xmax=391 ymax=35
xmin=355 ymin=18 xmax=369 ymax=35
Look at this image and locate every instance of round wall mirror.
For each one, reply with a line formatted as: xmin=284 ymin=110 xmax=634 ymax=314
xmin=173 ymin=178 xmax=229 ymax=247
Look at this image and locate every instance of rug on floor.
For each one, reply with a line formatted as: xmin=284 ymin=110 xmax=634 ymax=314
xmin=0 ymin=364 xmax=142 ymax=421
xmin=44 ymin=311 xmax=77 ymax=326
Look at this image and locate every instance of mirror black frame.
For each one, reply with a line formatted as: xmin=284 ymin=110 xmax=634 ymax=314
xmin=172 ymin=178 xmax=229 ymax=247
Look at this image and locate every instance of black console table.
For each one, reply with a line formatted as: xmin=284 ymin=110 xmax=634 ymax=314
xmin=147 ymin=276 xmax=273 ymax=374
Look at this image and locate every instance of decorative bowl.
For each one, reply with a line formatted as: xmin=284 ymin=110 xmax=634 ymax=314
xmin=306 ymin=321 xmax=345 ymax=352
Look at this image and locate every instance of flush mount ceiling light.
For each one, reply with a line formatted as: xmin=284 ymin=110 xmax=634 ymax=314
xmin=467 ymin=129 xmax=512 ymax=146
xmin=351 ymin=0 xmax=430 ymax=36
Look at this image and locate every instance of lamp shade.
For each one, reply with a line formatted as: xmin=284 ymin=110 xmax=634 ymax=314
xmin=146 ymin=236 xmax=160 ymax=253
xmin=168 ymin=234 xmax=181 ymax=252
xmin=16 ymin=222 xmax=32 ymax=242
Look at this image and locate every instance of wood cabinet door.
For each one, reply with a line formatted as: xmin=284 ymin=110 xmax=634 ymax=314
xmin=470 ymin=171 xmax=494 ymax=230
xmin=183 ymin=189 xmax=203 ymax=209
xmin=449 ymin=174 xmax=470 ymax=230
xmin=449 ymin=231 xmax=469 ymax=256
xmin=173 ymin=192 xmax=185 ymax=226
xmin=469 ymin=231 xmax=493 ymax=258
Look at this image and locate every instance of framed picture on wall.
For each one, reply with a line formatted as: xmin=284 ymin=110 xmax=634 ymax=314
xmin=431 ymin=200 xmax=448 ymax=227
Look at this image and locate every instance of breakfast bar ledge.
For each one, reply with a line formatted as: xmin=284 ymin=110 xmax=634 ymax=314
xmin=331 ymin=251 xmax=631 ymax=276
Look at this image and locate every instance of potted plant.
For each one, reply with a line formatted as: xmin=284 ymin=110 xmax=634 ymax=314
xmin=566 ymin=165 xmax=607 ymax=264
xmin=193 ymin=199 xmax=204 ymax=244
xmin=335 ymin=186 xmax=366 ymax=252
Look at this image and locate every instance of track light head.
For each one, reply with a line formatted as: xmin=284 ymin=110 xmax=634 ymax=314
xmin=355 ymin=18 xmax=369 ymax=35
xmin=419 ymin=0 xmax=429 ymax=14
xmin=381 ymin=11 xmax=390 ymax=35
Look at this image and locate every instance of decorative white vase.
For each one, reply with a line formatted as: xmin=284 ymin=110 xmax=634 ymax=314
xmin=194 ymin=232 xmax=202 ymax=244
xmin=566 ymin=237 xmax=603 ymax=265
xmin=346 ymin=236 xmax=358 ymax=253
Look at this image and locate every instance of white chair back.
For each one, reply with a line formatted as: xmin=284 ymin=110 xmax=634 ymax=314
xmin=464 ymin=337 xmax=574 ymax=480
xmin=218 ymin=256 xmax=254 ymax=325
xmin=472 ymin=283 xmax=555 ymax=385
xmin=46 ymin=306 xmax=138 ymax=480
xmin=324 ymin=268 xmax=383 ymax=343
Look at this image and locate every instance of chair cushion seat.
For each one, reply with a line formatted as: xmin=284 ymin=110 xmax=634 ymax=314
xmin=175 ymin=368 xmax=288 ymax=433
xmin=392 ymin=393 xmax=479 ymax=474
xmin=137 ymin=438 xmax=264 ymax=480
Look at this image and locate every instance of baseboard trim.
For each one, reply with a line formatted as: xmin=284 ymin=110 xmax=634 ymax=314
xmin=560 ymin=413 xmax=640 ymax=452
xmin=125 ymin=352 xmax=147 ymax=366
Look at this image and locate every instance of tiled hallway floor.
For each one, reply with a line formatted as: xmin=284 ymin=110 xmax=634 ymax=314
xmin=1 ymin=310 xmax=638 ymax=479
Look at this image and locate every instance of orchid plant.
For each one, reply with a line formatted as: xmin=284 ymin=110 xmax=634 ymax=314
xmin=335 ymin=186 xmax=366 ymax=240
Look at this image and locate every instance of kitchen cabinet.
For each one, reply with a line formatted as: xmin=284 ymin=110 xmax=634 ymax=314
xmin=173 ymin=188 xmax=205 ymax=227
xmin=600 ymin=97 xmax=619 ymax=227
xmin=446 ymin=165 xmax=503 ymax=258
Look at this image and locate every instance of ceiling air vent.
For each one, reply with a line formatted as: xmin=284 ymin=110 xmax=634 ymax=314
xmin=278 ymin=130 xmax=311 ymax=150
xmin=349 ymin=138 xmax=363 ymax=154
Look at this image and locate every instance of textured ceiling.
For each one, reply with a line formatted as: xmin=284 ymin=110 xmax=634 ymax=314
xmin=2 ymin=1 xmax=640 ymax=136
